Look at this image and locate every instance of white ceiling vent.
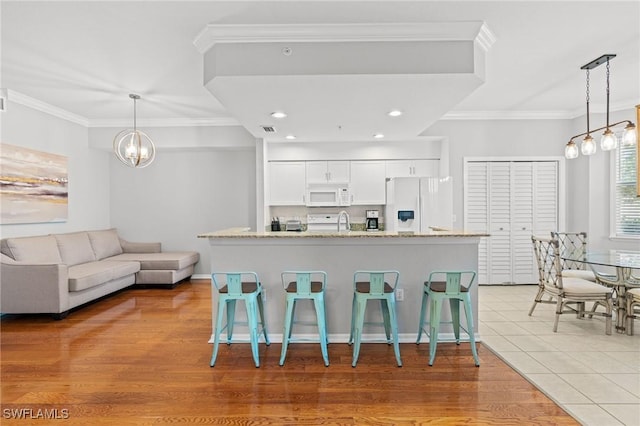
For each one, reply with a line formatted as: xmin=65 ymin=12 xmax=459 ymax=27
xmin=261 ymin=125 xmax=276 ymax=133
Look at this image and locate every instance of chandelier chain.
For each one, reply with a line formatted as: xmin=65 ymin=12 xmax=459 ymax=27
xmin=585 ymin=69 xmax=590 ymax=133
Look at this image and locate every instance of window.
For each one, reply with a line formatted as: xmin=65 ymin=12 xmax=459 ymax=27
xmin=613 ymin=141 xmax=640 ymax=237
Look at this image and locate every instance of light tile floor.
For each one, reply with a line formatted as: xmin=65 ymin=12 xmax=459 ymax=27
xmin=478 ymin=284 xmax=640 ymax=426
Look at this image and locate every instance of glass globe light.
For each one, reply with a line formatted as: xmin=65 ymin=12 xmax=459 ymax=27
xmin=565 ymin=140 xmax=579 ymax=159
xmin=600 ymin=128 xmax=618 ymax=151
xmin=581 ymin=134 xmax=596 ymax=156
xmin=621 ymin=122 xmax=637 ymax=147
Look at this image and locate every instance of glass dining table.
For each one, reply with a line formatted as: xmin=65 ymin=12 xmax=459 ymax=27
xmin=560 ymin=249 xmax=640 ymax=333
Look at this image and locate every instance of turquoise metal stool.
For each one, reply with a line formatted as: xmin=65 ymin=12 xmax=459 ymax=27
xmin=279 ymin=271 xmax=329 ymax=366
xmin=210 ymin=271 xmax=270 ymax=368
xmin=416 ymin=270 xmax=479 ymax=367
xmin=349 ymin=270 xmax=402 ymax=367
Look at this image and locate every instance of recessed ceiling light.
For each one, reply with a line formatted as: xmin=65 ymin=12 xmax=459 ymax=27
xmin=271 ymin=111 xmax=287 ymax=119
xmin=373 ymin=133 xmax=385 ymax=139
xmin=388 ymin=110 xmax=403 ymax=117
xmin=285 ymin=135 xmax=296 ymax=140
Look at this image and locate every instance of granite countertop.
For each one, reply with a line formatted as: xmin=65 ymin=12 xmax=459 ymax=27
xmin=198 ymin=227 xmax=489 ymax=238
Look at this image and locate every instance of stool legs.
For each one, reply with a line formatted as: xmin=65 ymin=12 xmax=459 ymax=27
xmin=210 ymin=296 xmax=228 ymax=367
xmin=210 ymin=293 xmax=269 ymax=368
xmin=279 ymin=297 xmax=296 ymax=366
xmin=351 ymin=297 xmax=367 ymax=367
xmin=279 ymin=295 xmax=329 ymax=367
xmin=314 ymin=296 xmax=330 ymax=366
xmin=428 ymin=298 xmax=443 ymax=366
xmin=450 ymin=298 xmax=460 ymax=344
xmin=416 ymin=289 xmax=429 ymax=344
xmin=463 ymin=295 xmax=480 ymax=366
xmin=386 ymin=297 xmax=402 ymax=367
xmin=257 ymin=291 xmax=270 ymax=344
xmin=350 ymin=295 xmax=402 ymax=367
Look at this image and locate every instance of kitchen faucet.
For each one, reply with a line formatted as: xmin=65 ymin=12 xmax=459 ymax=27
xmin=337 ymin=210 xmax=350 ymax=232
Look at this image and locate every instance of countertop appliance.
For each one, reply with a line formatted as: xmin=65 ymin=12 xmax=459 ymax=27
xmin=365 ymin=210 xmax=379 ymax=231
xmin=285 ymin=219 xmax=302 ymax=232
xmin=385 ymin=177 xmax=453 ymax=233
xmin=306 ymin=183 xmax=351 ymax=207
xmin=306 ymin=213 xmax=348 ymax=232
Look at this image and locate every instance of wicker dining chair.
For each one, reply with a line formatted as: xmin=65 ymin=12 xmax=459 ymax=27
xmin=530 ymin=236 xmax=613 ymax=334
xmin=550 ymin=232 xmax=597 ymax=282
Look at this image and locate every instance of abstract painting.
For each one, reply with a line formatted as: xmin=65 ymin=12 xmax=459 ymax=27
xmin=0 ymin=143 xmax=68 ymax=224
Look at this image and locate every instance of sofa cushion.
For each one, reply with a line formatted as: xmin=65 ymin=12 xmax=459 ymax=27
xmin=55 ymin=232 xmax=97 ymax=266
xmin=68 ymin=260 xmax=140 ymax=292
xmin=2 ymin=235 xmax=62 ymax=264
xmin=88 ymin=228 xmax=123 ymax=260
xmin=109 ymin=252 xmax=199 ymax=270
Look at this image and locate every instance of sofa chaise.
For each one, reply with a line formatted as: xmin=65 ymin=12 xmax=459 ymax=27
xmin=0 ymin=229 xmax=199 ymax=319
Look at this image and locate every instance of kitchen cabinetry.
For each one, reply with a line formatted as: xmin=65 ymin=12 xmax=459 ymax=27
xmin=350 ymin=161 xmax=386 ymax=205
xmin=385 ymin=159 xmax=439 ymax=178
xmin=306 ymin=161 xmax=350 ymax=183
xmin=464 ymin=160 xmax=559 ymax=285
xmin=269 ymin=162 xmax=306 ymax=206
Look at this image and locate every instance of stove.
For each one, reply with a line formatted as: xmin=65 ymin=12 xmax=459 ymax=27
xmin=306 ymin=214 xmax=347 ymax=232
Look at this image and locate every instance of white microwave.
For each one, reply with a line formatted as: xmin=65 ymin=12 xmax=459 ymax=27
xmin=306 ymin=184 xmax=351 ymax=207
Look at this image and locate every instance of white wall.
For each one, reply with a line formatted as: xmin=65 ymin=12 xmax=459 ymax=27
xmin=87 ymin=126 xmax=258 ymax=276
xmin=1 ymin=102 xmax=111 ymax=238
xmin=422 ymin=118 xmax=572 ymax=228
xmin=106 ymin=147 xmax=257 ymax=276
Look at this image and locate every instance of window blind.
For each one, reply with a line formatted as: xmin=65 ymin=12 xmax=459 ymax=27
xmin=614 ymin=143 xmax=640 ymax=236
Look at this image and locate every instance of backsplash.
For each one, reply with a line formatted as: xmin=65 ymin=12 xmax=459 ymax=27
xmin=268 ymin=205 xmax=385 ymax=231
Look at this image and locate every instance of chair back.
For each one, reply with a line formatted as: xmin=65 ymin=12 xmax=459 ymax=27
xmin=281 ymin=271 xmax=326 ymax=295
xmin=532 ymin=236 xmax=563 ymax=290
xmin=212 ymin=271 xmax=259 ymax=296
xmin=551 ymin=231 xmax=588 ymax=271
xmin=353 ymin=270 xmax=399 ymax=296
xmin=427 ymin=271 xmax=476 ymax=296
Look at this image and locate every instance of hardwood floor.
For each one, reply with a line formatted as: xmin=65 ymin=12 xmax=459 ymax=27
xmin=1 ymin=280 xmax=577 ymax=425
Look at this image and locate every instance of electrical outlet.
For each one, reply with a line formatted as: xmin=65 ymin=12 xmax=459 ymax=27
xmin=396 ymin=288 xmax=404 ymax=301
xmin=262 ymin=288 xmax=267 ymax=301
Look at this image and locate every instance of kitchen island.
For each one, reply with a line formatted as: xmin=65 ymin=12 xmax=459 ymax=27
xmin=198 ymin=228 xmax=488 ymax=343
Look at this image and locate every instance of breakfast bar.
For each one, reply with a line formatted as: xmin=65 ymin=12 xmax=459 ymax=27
xmin=198 ymin=228 xmax=487 ymax=343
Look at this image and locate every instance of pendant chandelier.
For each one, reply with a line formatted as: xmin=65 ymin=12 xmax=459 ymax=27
xmin=113 ymin=94 xmax=156 ymax=168
xmin=564 ymin=54 xmax=637 ymax=160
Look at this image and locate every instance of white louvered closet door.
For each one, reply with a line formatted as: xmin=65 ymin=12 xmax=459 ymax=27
xmin=488 ymin=163 xmax=513 ymax=284
xmin=465 ymin=160 xmax=559 ymax=285
xmin=466 ymin=162 xmax=489 ymax=283
xmin=511 ymin=162 xmax=535 ymax=283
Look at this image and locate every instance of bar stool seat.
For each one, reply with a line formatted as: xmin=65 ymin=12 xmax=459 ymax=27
xmin=280 ymin=271 xmax=329 ymax=366
xmin=210 ymin=271 xmax=270 ymax=368
xmin=349 ymin=270 xmax=402 ymax=367
xmin=416 ymin=270 xmax=479 ymax=367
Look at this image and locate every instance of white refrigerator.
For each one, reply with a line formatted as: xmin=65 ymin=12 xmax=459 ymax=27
xmin=385 ymin=177 xmax=453 ymax=233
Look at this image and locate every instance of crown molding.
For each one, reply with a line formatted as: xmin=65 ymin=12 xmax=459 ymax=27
xmin=88 ymin=117 xmax=241 ymax=128
xmin=441 ymin=110 xmax=571 ymax=120
xmin=7 ymin=90 xmax=90 ymax=126
xmin=193 ymin=21 xmax=495 ymax=53
xmin=5 ymin=90 xmax=240 ymax=128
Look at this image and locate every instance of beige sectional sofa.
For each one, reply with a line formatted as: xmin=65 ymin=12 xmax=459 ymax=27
xmin=0 ymin=229 xmax=199 ymax=319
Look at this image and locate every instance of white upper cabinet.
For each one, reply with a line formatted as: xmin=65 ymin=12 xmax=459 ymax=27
xmin=268 ymin=162 xmax=306 ymax=206
xmin=306 ymin=161 xmax=350 ymax=184
xmin=385 ymin=159 xmax=439 ymax=178
xmin=350 ymin=161 xmax=386 ymax=205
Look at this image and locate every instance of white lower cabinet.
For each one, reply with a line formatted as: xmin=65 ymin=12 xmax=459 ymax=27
xmin=268 ymin=162 xmax=306 ymax=206
xmin=350 ymin=161 xmax=386 ymax=205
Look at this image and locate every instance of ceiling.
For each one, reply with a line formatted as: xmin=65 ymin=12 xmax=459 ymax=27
xmin=2 ymin=1 xmax=639 ymax=143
